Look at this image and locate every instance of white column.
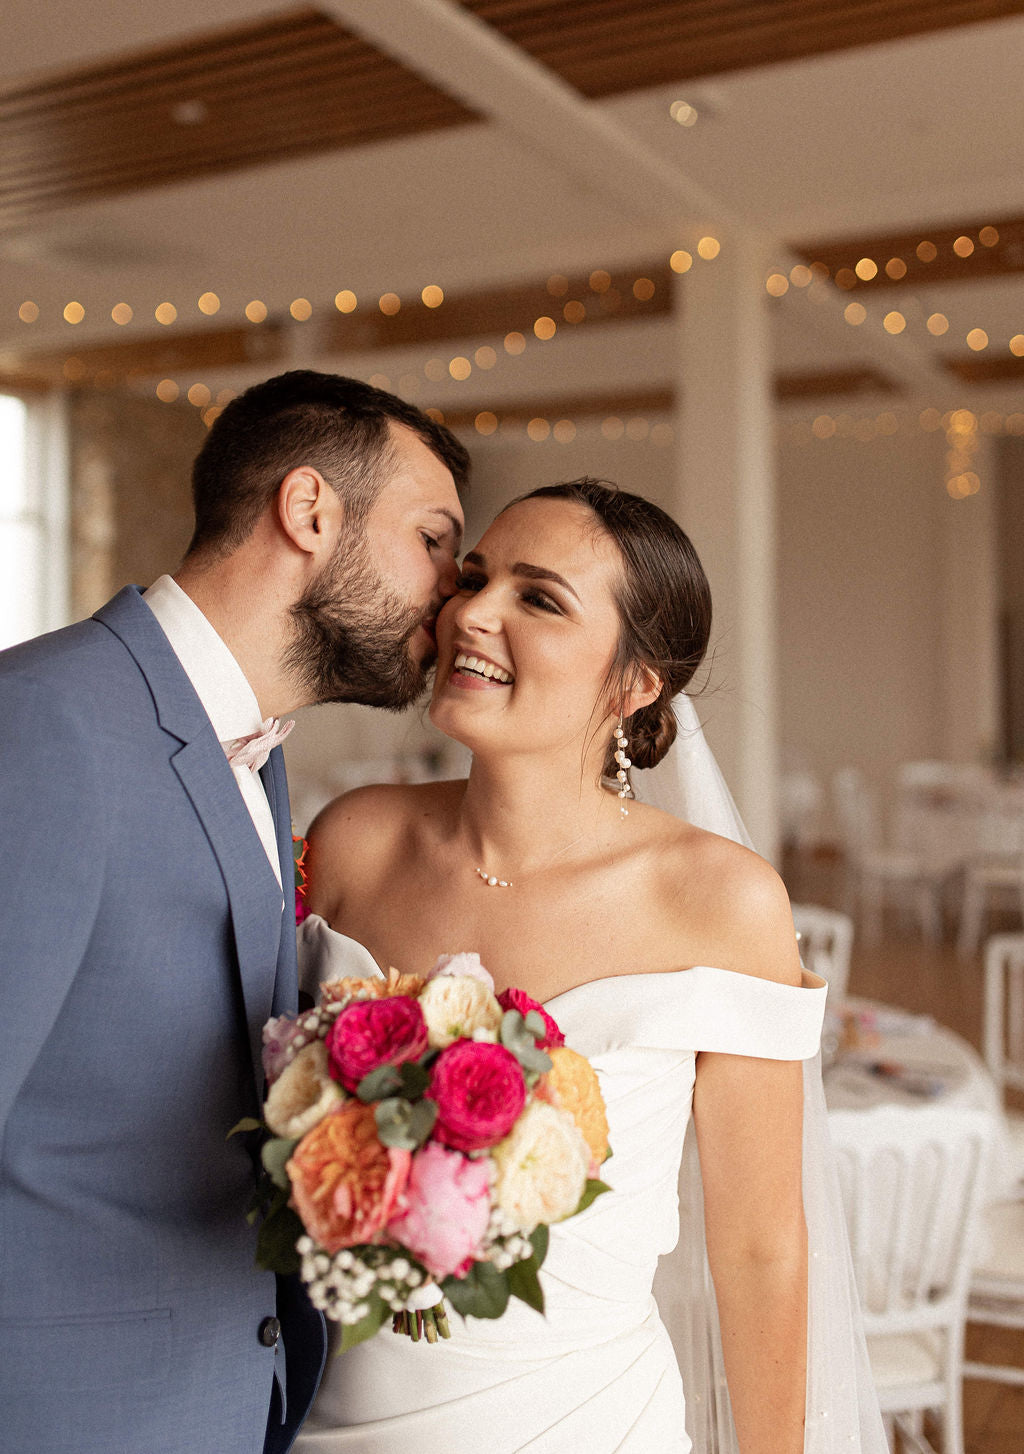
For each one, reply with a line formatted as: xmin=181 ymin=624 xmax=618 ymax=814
xmin=671 ymin=233 xmax=780 ymax=860
xmin=941 ymin=435 xmax=1000 ymax=764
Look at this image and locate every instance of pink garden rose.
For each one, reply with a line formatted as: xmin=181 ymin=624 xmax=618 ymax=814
xmin=497 ymin=988 xmax=565 ymax=1049
xmin=327 ymin=996 xmax=429 ymax=1093
xmin=428 ymin=1041 xmax=526 ymax=1151
xmin=387 ymin=1142 xmax=492 ymax=1279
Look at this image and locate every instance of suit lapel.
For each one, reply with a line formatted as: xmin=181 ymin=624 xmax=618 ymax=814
xmin=262 ymin=748 xmax=299 ymax=1017
xmin=95 ymin=587 xmax=284 ymax=1094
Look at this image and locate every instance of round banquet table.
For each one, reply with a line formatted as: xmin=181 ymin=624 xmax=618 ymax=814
xmin=823 ymin=1000 xmax=1016 ymax=1196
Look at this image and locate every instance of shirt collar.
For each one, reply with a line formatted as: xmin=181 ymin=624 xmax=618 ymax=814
xmin=142 ymin=575 xmax=264 ymax=744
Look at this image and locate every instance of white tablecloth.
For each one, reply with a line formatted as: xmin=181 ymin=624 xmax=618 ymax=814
xmin=824 ymin=1000 xmax=1016 ymax=1195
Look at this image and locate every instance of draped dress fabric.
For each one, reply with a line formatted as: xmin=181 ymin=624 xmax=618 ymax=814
xmin=293 ymin=917 xmax=826 ymax=1454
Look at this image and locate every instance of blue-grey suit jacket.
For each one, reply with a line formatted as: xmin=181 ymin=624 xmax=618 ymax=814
xmin=0 ymin=587 xmax=326 ymax=1454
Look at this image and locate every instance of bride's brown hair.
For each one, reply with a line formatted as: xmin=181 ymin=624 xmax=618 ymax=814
xmin=506 ymin=479 xmax=712 ymax=772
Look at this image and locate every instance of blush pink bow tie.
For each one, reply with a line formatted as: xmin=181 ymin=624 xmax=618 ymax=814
xmin=223 ymin=717 xmax=295 ymax=773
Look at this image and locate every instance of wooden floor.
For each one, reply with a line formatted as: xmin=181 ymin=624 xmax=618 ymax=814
xmin=782 ymin=849 xmax=1024 ymax=1453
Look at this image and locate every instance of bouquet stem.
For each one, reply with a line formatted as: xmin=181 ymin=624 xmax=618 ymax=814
xmin=391 ymin=1301 xmax=451 ymax=1342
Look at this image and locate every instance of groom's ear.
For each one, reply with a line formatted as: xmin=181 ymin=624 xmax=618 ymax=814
xmin=277 ymin=466 xmax=344 ymax=555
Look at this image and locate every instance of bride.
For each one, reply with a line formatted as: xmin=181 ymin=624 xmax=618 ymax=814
xmin=292 ymin=479 xmax=886 ymax=1453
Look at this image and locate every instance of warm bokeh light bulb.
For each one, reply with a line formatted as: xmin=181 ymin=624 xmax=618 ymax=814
xmin=245 ymin=300 xmax=268 ymax=323
xmin=421 ymin=285 xmax=444 ymax=309
xmin=64 ymin=301 xmax=85 ymax=324
xmin=18 ymin=301 xmax=39 ymax=323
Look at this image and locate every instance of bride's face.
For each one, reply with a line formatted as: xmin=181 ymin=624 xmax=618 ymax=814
xmin=430 ymin=497 xmax=625 ymax=763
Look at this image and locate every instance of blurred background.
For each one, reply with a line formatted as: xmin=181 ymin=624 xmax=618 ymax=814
xmin=5 ymin=5 xmax=1024 ymax=1442
xmin=3 ymin=0 xmax=1024 ymax=858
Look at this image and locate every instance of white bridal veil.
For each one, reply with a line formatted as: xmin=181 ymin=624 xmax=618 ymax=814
xmin=643 ymin=694 xmax=888 ymax=1454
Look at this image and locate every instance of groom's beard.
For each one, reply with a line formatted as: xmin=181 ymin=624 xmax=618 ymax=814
xmin=288 ymin=529 xmax=432 ymax=711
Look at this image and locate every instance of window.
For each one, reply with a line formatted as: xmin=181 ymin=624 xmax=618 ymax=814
xmin=0 ymin=392 xmax=69 ymax=650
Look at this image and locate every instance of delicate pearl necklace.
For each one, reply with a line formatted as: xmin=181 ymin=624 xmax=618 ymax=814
xmin=475 ymin=867 xmax=513 ymax=889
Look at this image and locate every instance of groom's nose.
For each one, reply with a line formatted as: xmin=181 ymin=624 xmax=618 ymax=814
xmin=436 ymin=548 xmax=459 ymax=600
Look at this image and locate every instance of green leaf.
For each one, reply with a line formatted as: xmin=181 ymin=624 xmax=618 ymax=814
xmin=339 ymin=1291 xmax=388 ymax=1352
xmin=441 ymin=1260 xmax=510 ymax=1320
xmin=499 ymin=1010 xmax=552 ymax=1075
xmin=255 ymin=1201 xmax=304 ymax=1275
xmin=227 ymin=1116 xmax=263 ymax=1139
xmin=408 ymin=1097 xmax=438 ymax=1144
xmin=523 ymin=1009 xmax=547 ymax=1040
xmin=398 ymin=1060 xmax=431 ymax=1099
xmin=507 ymin=1249 xmax=546 ymax=1314
xmin=375 ymin=1097 xmax=418 ymax=1150
xmin=356 ymin=1064 xmax=404 ymax=1102
xmin=261 ymin=1136 xmax=298 ymax=1190
xmin=529 ymin=1223 xmax=550 ymax=1267
xmin=573 ymin=1178 xmax=612 ymax=1217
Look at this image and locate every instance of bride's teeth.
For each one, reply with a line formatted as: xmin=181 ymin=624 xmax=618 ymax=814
xmin=482 ymin=662 xmax=496 ymax=678
xmin=452 ymin=652 xmax=512 ymax=683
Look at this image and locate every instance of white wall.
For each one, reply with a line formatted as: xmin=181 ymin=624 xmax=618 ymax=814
xmin=286 ymin=417 xmax=998 ymax=843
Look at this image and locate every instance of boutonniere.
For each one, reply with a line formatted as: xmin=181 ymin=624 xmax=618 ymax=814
xmin=292 ymin=832 xmax=310 ymax=925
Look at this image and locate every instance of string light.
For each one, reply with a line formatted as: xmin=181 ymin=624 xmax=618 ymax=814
xmin=289 ymin=298 xmax=312 ymax=321
xmin=334 ymin=290 xmax=357 ymax=313
xmin=198 ymin=292 xmax=221 ymax=315
xmin=63 ymin=302 xmax=85 ymax=324
xmin=19 ymin=301 xmax=39 ymax=323
xmin=154 ymin=303 xmax=177 ymax=325
xmin=563 ymin=300 xmax=586 ymax=323
xmin=245 ymin=300 xmax=267 ymax=323
xmin=111 ymin=303 xmax=133 ymax=325
xmin=378 ymin=293 xmax=401 ymax=316
xmin=421 ymin=285 xmax=444 ymax=308
xmin=533 ymin=316 xmax=556 ymax=340
xmin=187 ymin=383 xmax=211 ymax=406
xmin=697 ymin=237 xmax=721 ymax=260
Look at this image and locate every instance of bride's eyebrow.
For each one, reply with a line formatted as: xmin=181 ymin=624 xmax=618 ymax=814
xmin=462 ymin=550 xmax=580 ymax=603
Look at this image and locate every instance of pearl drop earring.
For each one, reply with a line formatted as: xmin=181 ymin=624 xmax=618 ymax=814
xmin=613 ymin=719 xmax=632 ymax=817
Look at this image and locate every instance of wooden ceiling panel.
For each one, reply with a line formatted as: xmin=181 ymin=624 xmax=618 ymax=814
xmin=0 ymin=7 xmax=475 ymax=230
xmin=792 ymin=215 xmax=1024 ymax=288
xmin=467 ymin=0 xmax=1024 ymax=94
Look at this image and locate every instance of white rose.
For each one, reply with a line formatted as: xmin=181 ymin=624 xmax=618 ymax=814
xmin=419 ymin=975 xmax=503 ymax=1049
xmin=491 ymin=1101 xmax=590 ymax=1233
xmin=264 ymin=1041 xmax=344 ymax=1140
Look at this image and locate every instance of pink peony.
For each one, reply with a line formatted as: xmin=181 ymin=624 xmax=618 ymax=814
xmin=326 ymin=995 xmax=429 ymax=1092
xmin=262 ymin=1014 xmax=307 ymax=1086
xmin=387 ymin=1142 xmax=492 ymax=1279
xmin=497 ymin=988 xmax=565 ymax=1048
xmin=427 ymin=952 xmax=495 ymax=991
xmin=429 ymin=1040 xmax=526 ymax=1151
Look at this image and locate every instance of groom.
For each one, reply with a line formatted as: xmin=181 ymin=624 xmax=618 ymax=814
xmin=0 ymin=371 xmax=468 ymax=1454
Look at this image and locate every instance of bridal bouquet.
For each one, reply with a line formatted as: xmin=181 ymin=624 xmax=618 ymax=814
xmin=237 ymin=953 xmax=611 ymax=1350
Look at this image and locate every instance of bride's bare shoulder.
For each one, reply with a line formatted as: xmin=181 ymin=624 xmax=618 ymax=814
xmin=304 ymin=779 xmax=464 ymax=912
xmin=646 ymin=811 xmax=801 ymax=986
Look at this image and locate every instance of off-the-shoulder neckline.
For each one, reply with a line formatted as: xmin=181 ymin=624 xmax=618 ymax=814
xmin=301 ymin=915 xmax=826 ymax=1007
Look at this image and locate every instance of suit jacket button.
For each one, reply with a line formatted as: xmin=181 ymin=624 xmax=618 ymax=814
xmin=258 ymin=1316 xmax=281 ymax=1348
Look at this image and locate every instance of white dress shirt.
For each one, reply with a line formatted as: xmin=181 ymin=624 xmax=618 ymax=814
xmin=142 ymin=574 xmax=283 ymax=887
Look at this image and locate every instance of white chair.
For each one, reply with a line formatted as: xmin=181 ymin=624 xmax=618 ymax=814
xmin=833 ymin=767 xmax=945 ymax=944
xmin=829 ymin=1105 xmax=994 ymax=1454
xmin=792 ymin=903 xmax=854 ymax=1002
xmin=957 ymin=808 xmax=1024 ymax=956
xmin=964 ymin=1197 xmax=1024 ymax=1389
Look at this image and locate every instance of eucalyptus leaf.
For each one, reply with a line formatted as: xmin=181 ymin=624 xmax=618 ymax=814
xmin=398 ymin=1060 xmax=430 ymax=1099
xmin=374 ymin=1097 xmax=419 ymax=1150
xmin=261 ymin=1136 xmax=299 ymax=1191
xmin=408 ymin=1097 xmax=438 ymax=1144
xmin=499 ymin=1010 xmax=552 ymax=1075
xmin=523 ymin=1009 xmax=547 ymax=1040
xmin=227 ymin=1116 xmax=263 ymax=1139
xmin=442 ymin=1260 xmax=510 ymax=1320
xmin=339 ymin=1292 xmax=388 ymax=1352
xmin=573 ymin=1178 xmax=612 ymax=1216
xmin=255 ymin=1201 xmax=303 ymax=1275
xmin=356 ymin=1064 xmax=404 ymax=1103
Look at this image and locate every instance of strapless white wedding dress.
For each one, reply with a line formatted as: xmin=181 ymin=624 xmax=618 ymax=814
xmin=291 ymin=917 xmax=826 ymax=1454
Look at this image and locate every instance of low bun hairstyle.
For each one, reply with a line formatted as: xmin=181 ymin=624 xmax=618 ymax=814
xmin=507 ymin=479 xmax=712 ymax=774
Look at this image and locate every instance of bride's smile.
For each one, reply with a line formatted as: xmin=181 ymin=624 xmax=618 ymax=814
xmin=430 ymin=496 xmax=627 ymax=767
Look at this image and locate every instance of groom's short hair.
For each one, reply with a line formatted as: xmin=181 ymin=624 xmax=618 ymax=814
xmin=186 ymin=369 xmax=470 ymax=559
